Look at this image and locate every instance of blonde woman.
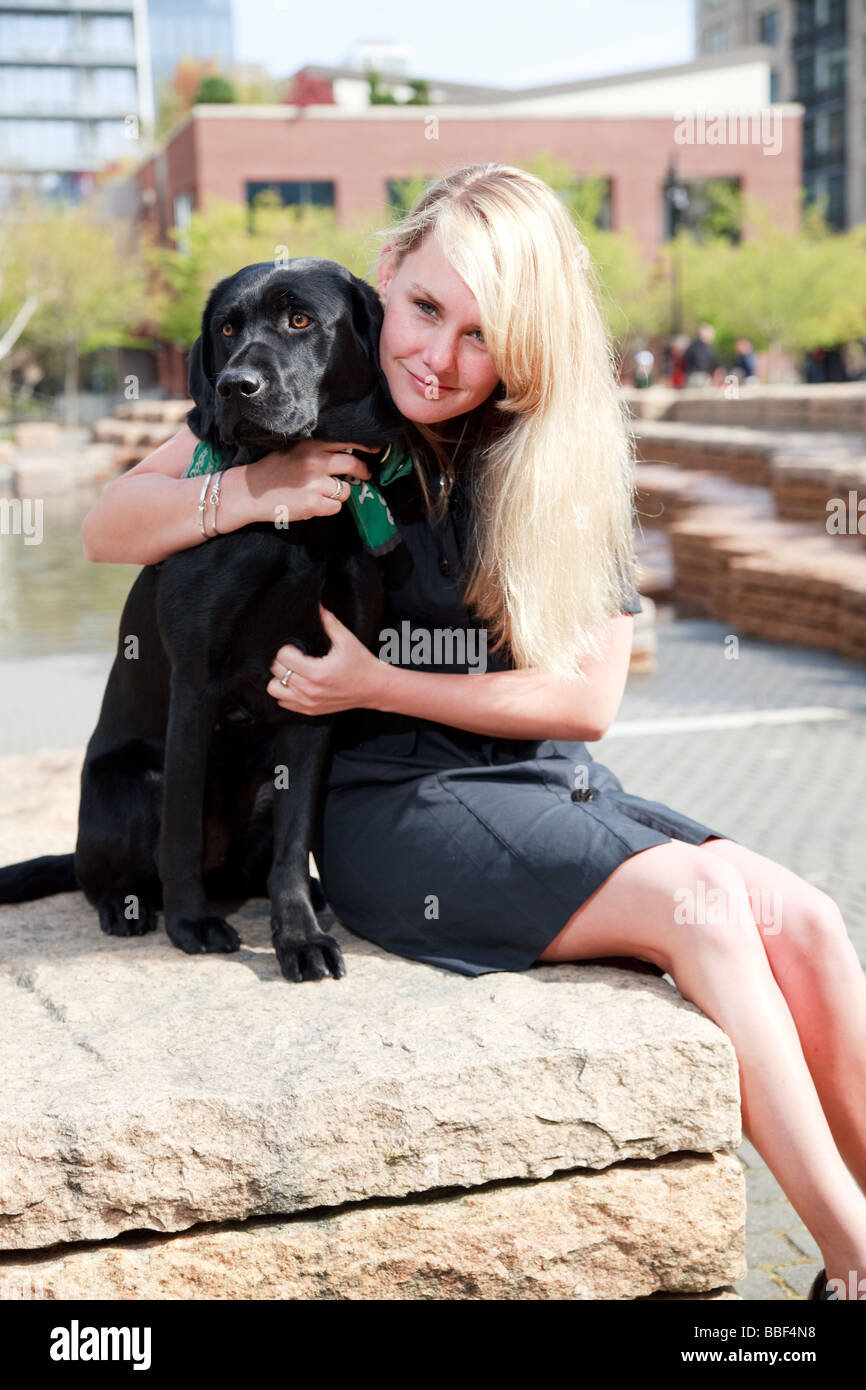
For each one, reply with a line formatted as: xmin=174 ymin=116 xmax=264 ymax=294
xmin=82 ymin=164 xmax=866 ymax=1300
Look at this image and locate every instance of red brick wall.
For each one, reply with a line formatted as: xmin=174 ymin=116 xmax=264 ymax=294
xmin=148 ymin=109 xmax=802 ymax=255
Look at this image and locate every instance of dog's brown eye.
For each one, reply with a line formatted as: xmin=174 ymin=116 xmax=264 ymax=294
xmin=290 ymin=312 xmax=310 ymax=329
xmin=221 ymin=323 xmax=234 ymax=337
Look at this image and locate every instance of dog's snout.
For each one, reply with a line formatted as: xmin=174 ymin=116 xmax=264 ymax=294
xmin=217 ymin=368 xmax=266 ymax=401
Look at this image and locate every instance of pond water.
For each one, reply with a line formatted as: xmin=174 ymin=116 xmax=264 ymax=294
xmin=0 ymin=486 xmax=139 ymax=659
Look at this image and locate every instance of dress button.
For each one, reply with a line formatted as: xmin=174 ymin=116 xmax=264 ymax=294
xmin=571 ymin=787 xmax=592 ymax=802
xmin=438 ymin=555 xmax=451 ymax=577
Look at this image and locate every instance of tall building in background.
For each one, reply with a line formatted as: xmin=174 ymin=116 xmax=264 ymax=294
xmin=0 ymin=0 xmax=153 ymax=206
xmin=147 ymin=0 xmax=233 ymax=95
xmin=695 ymin=0 xmax=865 ymax=229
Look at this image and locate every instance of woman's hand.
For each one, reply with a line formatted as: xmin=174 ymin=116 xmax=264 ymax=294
xmin=266 ymin=604 xmax=387 ymax=715
xmin=245 ymin=440 xmax=378 ymax=525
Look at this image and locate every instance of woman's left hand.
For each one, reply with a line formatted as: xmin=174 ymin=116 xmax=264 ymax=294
xmin=267 ymin=604 xmax=385 ymax=715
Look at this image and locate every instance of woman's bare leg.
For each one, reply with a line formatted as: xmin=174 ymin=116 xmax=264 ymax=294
xmin=537 ymin=839 xmax=866 ymax=1298
xmin=700 ymin=837 xmax=866 ymax=1201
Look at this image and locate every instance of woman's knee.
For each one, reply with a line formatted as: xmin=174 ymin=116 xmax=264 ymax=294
xmin=782 ymin=884 xmax=855 ymax=971
xmin=539 ymin=839 xmax=760 ymax=972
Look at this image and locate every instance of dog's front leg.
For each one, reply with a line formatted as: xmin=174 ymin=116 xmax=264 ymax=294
xmin=158 ymin=671 xmax=240 ymax=957
xmin=269 ymin=717 xmax=344 ymax=982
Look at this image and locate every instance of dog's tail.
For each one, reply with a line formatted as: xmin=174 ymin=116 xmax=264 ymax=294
xmin=0 ymin=854 xmax=78 ymax=903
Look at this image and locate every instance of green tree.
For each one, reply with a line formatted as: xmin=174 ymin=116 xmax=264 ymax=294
xmin=147 ymin=196 xmax=377 ymax=348
xmin=671 ymin=192 xmax=866 ymax=372
xmin=0 ymin=197 xmax=152 ymax=423
xmin=194 ymin=74 xmax=236 ymax=104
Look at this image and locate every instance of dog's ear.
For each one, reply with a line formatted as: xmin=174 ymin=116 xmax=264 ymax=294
xmin=186 ymin=333 xmax=217 ymax=443
xmin=348 ymin=275 xmax=404 ymax=440
xmin=349 ymin=276 xmax=385 ymax=374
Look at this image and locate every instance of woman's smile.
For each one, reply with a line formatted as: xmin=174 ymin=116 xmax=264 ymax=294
xmin=402 ymin=363 xmax=456 ymax=395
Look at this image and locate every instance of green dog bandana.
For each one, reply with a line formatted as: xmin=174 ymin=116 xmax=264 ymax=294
xmin=184 ymin=436 xmax=414 ymax=556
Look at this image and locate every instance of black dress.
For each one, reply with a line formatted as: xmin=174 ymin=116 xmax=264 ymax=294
xmin=312 ymin=460 xmax=733 ymax=977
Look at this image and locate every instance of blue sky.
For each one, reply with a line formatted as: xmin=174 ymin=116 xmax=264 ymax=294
xmin=233 ymin=0 xmax=695 ymax=87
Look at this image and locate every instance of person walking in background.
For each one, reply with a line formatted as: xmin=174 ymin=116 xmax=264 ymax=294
xmin=683 ymin=322 xmax=720 ymax=387
xmin=731 ymin=336 xmax=758 ymax=384
xmin=634 ymin=347 xmax=654 ymax=388
xmin=667 ymin=333 xmax=690 ymax=389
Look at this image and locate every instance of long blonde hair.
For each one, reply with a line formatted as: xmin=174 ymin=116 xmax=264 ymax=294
xmin=369 ymin=163 xmax=640 ymax=682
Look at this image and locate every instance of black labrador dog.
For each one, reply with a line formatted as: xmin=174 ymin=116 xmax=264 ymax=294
xmin=0 ymin=259 xmax=405 ymax=981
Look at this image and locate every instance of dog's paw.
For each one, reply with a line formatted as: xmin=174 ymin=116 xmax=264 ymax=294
xmin=98 ymin=896 xmax=158 ymax=937
xmin=274 ymin=931 xmax=346 ymax=983
xmin=166 ymin=915 xmax=241 ymax=955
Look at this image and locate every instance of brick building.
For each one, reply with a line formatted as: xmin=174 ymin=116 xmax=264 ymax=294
xmin=131 ymin=48 xmax=803 ymax=392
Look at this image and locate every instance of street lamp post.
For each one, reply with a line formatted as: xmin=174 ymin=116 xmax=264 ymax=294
xmin=663 ymin=158 xmax=690 ymax=338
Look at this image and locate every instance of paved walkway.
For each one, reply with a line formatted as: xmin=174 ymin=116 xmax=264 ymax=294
xmin=595 ymin=608 xmax=866 ymax=1298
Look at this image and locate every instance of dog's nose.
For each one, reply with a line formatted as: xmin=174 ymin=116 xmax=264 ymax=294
xmin=216 ymin=369 xmax=266 ymax=400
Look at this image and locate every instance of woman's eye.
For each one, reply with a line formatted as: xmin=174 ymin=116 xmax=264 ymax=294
xmin=415 ymin=299 xmax=484 ymax=343
xmin=290 ymin=312 xmax=311 ymax=329
xmin=220 ymin=323 xmax=234 ymax=337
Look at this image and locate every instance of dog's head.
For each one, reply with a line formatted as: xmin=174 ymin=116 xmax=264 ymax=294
xmin=187 ymin=259 xmax=405 ymax=467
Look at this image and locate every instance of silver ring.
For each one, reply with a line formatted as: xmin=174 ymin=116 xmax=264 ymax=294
xmin=279 ymin=667 xmax=293 ymax=688
xmin=329 ymin=477 xmax=345 ymax=500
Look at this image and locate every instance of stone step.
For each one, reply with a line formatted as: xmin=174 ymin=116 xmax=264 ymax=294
xmin=624 ymin=383 xmax=866 ymax=433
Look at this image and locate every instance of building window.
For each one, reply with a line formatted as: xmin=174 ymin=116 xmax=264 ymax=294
xmin=797 ymin=55 xmax=816 ymax=98
xmin=663 ymin=176 xmax=742 ymax=244
xmin=0 ymin=12 xmax=75 ymax=55
xmin=704 ymin=22 xmax=732 ymax=52
xmin=0 ymin=119 xmax=80 ymax=166
xmin=769 ymin=68 xmax=780 ymax=101
xmin=246 ymin=181 xmax=335 ymax=209
xmin=826 ymin=172 xmax=845 ymax=226
xmin=387 ymin=178 xmax=420 ymax=215
xmin=759 ymin=10 xmax=780 ymax=44
xmin=795 ymin=0 xmax=814 ymax=35
xmin=807 ymin=170 xmax=846 ymax=227
xmin=0 ymin=66 xmax=77 ymax=112
xmin=827 ymin=109 xmax=845 ymax=155
xmin=92 ymin=68 xmax=138 ymax=110
xmin=803 ymin=115 xmax=815 ymax=158
xmin=93 ymin=120 xmax=128 ymax=160
xmin=816 ymin=46 xmax=847 ymax=94
xmin=85 ymin=15 xmax=135 ymax=56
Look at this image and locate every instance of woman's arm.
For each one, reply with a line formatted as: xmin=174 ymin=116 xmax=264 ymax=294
xmin=81 ymin=425 xmax=376 ymax=567
xmin=269 ymin=610 xmax=635 ymax=743
xmin=369 ymin=615 xmax=635 ymax=742
xmin=81 ymin=425 xmax=254 ymax=565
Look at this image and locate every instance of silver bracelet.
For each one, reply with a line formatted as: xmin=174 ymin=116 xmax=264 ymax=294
xmin=207 ymin=469 xmax=224 ymax=535
xmin=197 ymin=471 xmax=213 ymax=538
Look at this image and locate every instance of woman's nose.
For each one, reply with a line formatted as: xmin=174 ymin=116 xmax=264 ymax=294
xmin=423 ymin=336 xmax=459 ymax=378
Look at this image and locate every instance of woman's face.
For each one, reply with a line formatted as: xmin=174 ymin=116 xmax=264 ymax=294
xmin=376 ymin=235 xmax=501 ymax=425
